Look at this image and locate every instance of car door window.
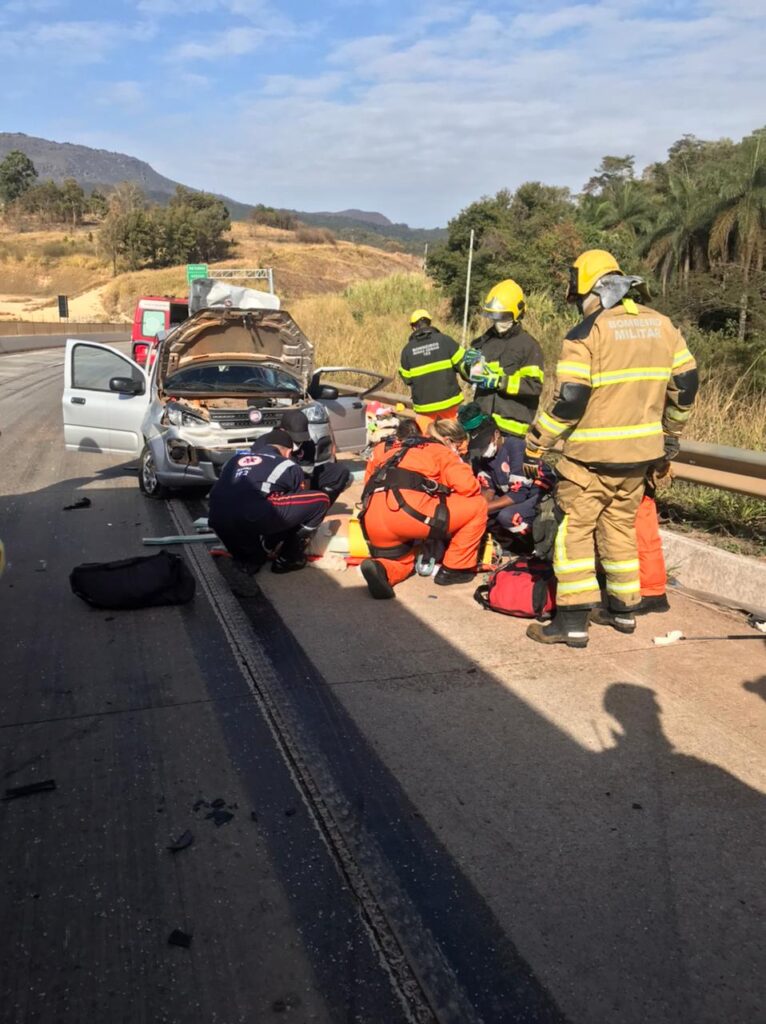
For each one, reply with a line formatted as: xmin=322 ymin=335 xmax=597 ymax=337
xmin=72 ymin=344 xmax=143 ymax=392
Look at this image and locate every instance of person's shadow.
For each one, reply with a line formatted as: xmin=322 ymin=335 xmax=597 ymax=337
xmin=592 ymin=683 xmax=766 ymax=1024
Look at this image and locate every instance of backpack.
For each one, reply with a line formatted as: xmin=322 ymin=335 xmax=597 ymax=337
xmin=70 ymin=550 xmax=196 ymax=610
xmin=473 ymin=557 xmax=556 ymax=619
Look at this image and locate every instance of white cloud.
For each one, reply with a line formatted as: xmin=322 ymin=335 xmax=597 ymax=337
xmin=98 ymin=80 xmax=145 ymax=110
xmin=167 ymin=25 xmax=280 ymax=60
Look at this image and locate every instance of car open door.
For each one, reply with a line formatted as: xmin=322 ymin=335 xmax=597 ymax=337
xmin=62 ymin=339 xmax=149 ymax=455
xmin=310 ymin=367 xmax=390 ymax=452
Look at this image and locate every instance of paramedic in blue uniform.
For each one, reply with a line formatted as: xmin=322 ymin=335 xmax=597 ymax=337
xmin=460 ymin=404 xmax=553 ymax=550
xmin=208 ymin=428 xmax=339 ymax=574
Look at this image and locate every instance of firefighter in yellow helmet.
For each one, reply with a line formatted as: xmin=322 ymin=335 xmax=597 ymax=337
xmin=460 ymin=279 xmax=544 ymax=437
xmin=398 ymin=309 xmax=463 ymax=421
xmin=525 ymin=249 xmax=698 ymax=648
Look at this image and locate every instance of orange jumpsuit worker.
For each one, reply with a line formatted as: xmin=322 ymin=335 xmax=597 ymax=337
xmin=359 ymin=419 xmax=488 ymax=599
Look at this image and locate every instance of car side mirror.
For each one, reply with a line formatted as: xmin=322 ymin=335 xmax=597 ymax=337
xmin=109 ymin=376 xmax=144 ymax=396
xmin=308 ymin=372 xmax=339 ymax=400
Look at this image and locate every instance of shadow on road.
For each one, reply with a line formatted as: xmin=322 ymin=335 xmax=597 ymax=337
xmin=1 ymin=461 xmax=764 ymax=1024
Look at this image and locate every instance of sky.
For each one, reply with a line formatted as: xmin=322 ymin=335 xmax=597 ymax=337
xmin=0 ymin=0 xmax=764 ymax=226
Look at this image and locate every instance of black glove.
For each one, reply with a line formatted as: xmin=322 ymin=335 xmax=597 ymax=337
xmin=532 ymin=494 xmax=564 ymax=562
xmin=663 ymin=434 xmax=681 ymax=461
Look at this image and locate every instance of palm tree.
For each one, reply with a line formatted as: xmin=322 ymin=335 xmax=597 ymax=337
xmin=708 ymin=133 xmax=766 ymax=340
xmin=644 ymin=171 xmax=714 ymax=295
xmin=593 ymin=179 xmax=655 ymax=238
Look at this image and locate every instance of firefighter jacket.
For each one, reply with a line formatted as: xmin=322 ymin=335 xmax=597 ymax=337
xmin=459 ymin=325 xmax=544 ymax=436
xmin=527 ymin=299 xmax=698 ymax=467
xmin=398 ymin=326 xmax=463 ymax=414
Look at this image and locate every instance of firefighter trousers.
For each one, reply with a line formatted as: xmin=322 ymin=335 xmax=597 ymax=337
xmin=552 ymin=458 xmax=649 ymax=610
xmin=365 ymin=491 xmax=488 ymax=586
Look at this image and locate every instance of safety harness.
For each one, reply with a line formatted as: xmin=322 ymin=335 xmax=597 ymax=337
xmin=358 ymin=437 xmax=452 ymax=559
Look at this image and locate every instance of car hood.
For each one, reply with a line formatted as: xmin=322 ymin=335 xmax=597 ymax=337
xmin=157 ymin=308 xmax=314 ymax=392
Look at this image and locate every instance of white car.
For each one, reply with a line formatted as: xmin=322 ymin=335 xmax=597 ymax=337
xmin=62 ymin=306 xmax=386 ymax=497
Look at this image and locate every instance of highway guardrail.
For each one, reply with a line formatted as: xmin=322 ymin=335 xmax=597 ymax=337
xmin=336 ymin=383 xmax=766 ymax=500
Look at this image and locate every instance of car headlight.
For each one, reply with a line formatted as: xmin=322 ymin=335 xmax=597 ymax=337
xmin=304 ymin=402 xmax=329 ymax=425
xmin=163 ymin=403 xmax=208 ymax=428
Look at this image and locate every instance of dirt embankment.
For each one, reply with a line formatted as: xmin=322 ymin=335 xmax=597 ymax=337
xmin=0 ymin=222 xmax=419 ymax=323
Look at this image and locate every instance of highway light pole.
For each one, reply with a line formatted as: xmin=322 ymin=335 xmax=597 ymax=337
xmin=462 ymin=229 xmax=475 ymax=345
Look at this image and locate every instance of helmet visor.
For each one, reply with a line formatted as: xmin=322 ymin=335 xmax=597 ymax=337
xmin=482 ymin=309 xmax=517 ymax=322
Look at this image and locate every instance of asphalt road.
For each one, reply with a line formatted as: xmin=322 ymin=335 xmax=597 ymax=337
xmin=1 ymin=346 xmax=765 ymax=1024
xmin=0 ymin=349 xmax=415 ymax=1024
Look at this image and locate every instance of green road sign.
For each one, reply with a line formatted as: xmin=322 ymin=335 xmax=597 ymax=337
xmin=186 ymin=263 xmax=208 ymax=283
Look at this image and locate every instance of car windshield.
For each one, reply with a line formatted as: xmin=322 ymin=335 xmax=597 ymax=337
xmin=164 ymin=362 xmax=302 ymax=394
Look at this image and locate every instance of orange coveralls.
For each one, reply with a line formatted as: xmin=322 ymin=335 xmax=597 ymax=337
xmin=363 ymin=440 xmax=488 ymax=586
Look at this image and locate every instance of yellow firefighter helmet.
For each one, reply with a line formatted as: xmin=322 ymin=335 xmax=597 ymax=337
xmin=409 ymin=308 xmax=432 ymax=326
xmin=567 ymin=249 xmax=622 ymax=301
xmin=481 ymin=279 xmax=526 ymax=322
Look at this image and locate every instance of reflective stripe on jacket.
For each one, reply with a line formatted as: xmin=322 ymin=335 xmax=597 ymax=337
xmin=528 ymin=299 xmax=697 ymax=465
xmin=459 ymin=325 xmax=544 ymax=436
xmin=399 ymin=326 xmax=463 ymax=413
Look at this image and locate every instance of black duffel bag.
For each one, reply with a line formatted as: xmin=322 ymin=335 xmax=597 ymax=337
xmin=70 ymin=550 xmax=196 ymax=610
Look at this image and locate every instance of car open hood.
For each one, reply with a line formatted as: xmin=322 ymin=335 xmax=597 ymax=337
xmin=157 ymin=308 xmax=314 ymax=393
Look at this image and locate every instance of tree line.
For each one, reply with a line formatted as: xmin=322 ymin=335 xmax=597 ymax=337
xmin=0 ymin=149 xmax=230 ymax=272
xmin=428 ymin=127 xmax=766 ymax=368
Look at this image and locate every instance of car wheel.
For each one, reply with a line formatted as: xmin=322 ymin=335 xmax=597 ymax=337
xmin=139 ymin=444 xmax=171 ymax=499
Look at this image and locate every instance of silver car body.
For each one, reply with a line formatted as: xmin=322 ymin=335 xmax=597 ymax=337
xmin=62 ymin=306 xmax=385 ymax=493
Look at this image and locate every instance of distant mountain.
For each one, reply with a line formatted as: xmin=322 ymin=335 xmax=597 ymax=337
xmin=319 ymin=209 xmax=394 ymax=227
xmin=0 ymin=133 xmax=446 ymax=250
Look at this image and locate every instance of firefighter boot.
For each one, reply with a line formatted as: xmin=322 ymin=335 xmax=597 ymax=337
xmin=634 ymin=594 xmax=670 ymax=615
xmin=590 ymin=604 xmax=637 ymax=634
xmin=526 ymin=609 xmax=590 ymax=648
xmin=360 ymin=559 xmax=396 ymax=600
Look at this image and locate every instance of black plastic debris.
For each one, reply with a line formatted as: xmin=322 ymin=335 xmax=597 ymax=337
xmin=632 ymin=802 xmax=644 ymax=811
xmin=4 ymin=779 xmax=56 ymax=801
xmin=62 ymin=497 xmax=92 ymax=511
xmin=210 ymin=797 xmax=226 ymax=809
xmin=192 ymin=799 xmax=207 ymax=812
xmin=167 ymin=830 xmax=194 ymax=853
xmin=284 ymin=807 xmax=297 ymax=818
xmin=167 ymin=929 xmax=192 ymax=948
xmin=206 ymin=809 xmax=234 ymax=827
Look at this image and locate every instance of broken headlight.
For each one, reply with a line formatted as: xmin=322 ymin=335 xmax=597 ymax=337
xmin=304 ymin=402 xmax=329 ymax=425
xmin=163 ymin=402 xmax=208 ymax=428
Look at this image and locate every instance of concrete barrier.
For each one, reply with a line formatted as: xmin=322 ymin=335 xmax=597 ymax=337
xmin=661 ymin=528 xmax=766 ymax=618
xmin=0 ymin=321 xmax=125 ymax=336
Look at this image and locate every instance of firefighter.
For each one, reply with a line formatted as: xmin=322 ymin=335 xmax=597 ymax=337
xmin=459 ymin=402 xmax=554 ymax=551
xmin=399 ymin=309 xmax=464 ymax=421
xmin=524 ymin=249 xmax=698 ymax=647
xmin=359 ymin=419 xmax=488 ymax=599
xmin=460 ymin=279 xmax=544 ymax=438
xmin=208 ymin=428 xmax=344 ymax=575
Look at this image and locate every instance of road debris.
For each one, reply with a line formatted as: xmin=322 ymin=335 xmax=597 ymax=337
xmin=653 ymin=629 xmax=766 ymax=646
xmin=205 ymin=809 xmax=234 ymax=827
xmin=167 ymin=830 xmax=194 ymax=853
xmin=62 ymin=497 xmax=91 ymax=511
xmin=167 ymin=929 xmax=192 ymax=948
xmin=4 ymin=779 xmax=56 ymax=800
